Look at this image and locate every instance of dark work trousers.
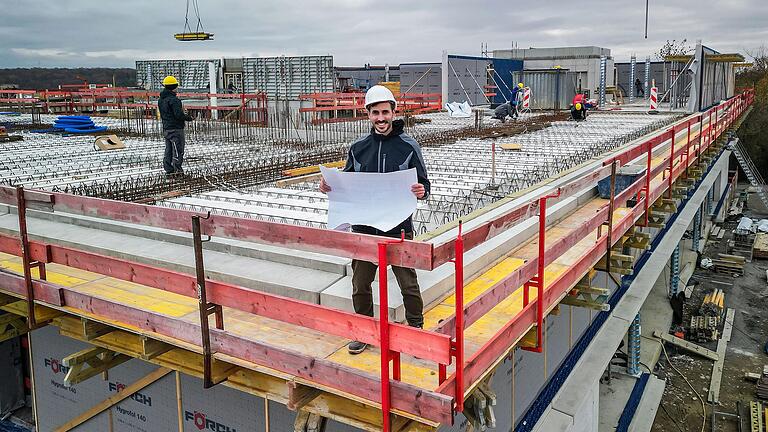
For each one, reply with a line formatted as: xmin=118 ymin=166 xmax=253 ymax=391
xmin=163 ymin=129 xmax=185 ymax=174
xmin=351 ymin=233 xmax=424 ymax=328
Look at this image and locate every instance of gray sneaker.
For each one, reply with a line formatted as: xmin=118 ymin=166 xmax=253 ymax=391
xmin=348 ymin=341 xmax=368 ymax=355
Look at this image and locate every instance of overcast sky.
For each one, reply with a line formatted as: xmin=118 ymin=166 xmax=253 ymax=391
xmin=1 ymin=0 xmax=765 ymax=68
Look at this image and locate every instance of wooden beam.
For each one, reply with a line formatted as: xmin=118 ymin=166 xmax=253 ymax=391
xmin=652 ymin=331 xmax=719 ymax=361
xmin=560 ymin=295 xmax=610 ymax=311
xmin=708 ymin=308 xmax=734 ymax=403
xmin=1 ymin=299 xmax=62 ymax=323
xmin=81 ymin=318 xmax=113 ymax=340
xmin=53 ymin=367 xmax=172 ymax=432
xmin=0 ymin=314 xmax=29 ymax=343
xmin=288 ymin=381 xmax=322 ymax=411
xmin=140 ymin=335 xmax=172 ymax=360
xmin=62 ymin=346 xmax=131 ymax=386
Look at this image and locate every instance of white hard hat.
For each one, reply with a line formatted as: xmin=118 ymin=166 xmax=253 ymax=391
xmin=365 ymin=85 xmax=397 ymax=110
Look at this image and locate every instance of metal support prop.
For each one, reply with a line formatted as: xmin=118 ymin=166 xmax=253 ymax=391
xmin=606 ymin=162 xmax=617 ymax=275
xmin=629 ymin=55 xmax=636 ymax=103
xmin=599 ymin=56 xmax=607 ymax=109
xmin=191 ymin=214 xmax=224 ymax=389
xmin=627 ymin=313 xmax=641 ymax=376
xmin=644 ymin=57 xmax=651 ymax=99
xmin=15 ymin=185 xmax=47 ymax=328
xmin=670 ymin=244 xmax=680 ymax=298
xmin=706 ymin=188 xmax=713 ymax=215
xmin=692 ymin=208 xmax=702 ymax=252
xmin=377 ymin=231 xmax=406 ymax=432
xmin=523 ymin=189 xmax=561 ymax=353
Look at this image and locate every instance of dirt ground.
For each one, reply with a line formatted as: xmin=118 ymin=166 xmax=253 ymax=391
xmin=652 ymin=187 xmax=768 ymax=432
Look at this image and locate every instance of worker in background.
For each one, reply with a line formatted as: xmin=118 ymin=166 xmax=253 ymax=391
xmin=571 ymin=92 xmax=588 ymax=121
xmin=158 ymin=75 xmax=194 ymax=176
xmin=492 ymin=100 xmax=515 ymax=123
xmin=319 ymin=85 xmax=431 ymax=355
xmin=635 ymin=78 xmax=645 ymax=97
xmin=493 ymin=83 xmax=525 ymax=122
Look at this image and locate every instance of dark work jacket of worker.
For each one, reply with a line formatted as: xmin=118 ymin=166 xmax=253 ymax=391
xmin=343 ymin=119 xmax=431 ymax=237
xmin=158 ymin=88 xmax=193 ymax=130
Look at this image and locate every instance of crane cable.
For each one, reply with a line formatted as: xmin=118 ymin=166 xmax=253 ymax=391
xmin=182 ymin=0 xmax=206 ymax=34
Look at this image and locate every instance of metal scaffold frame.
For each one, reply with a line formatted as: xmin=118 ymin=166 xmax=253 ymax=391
xmin=0 ymin=89 xmax=754 ymax=430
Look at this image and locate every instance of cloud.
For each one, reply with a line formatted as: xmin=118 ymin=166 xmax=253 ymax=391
xmin=0 ymin=0 xmax=765 ymax=68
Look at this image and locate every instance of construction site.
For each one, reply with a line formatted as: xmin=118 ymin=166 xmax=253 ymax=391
xmin=0 ymin=19 xmax=767 ymax=432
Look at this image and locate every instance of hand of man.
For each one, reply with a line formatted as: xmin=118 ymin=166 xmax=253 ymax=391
xmin=319 ymin=177 xmax=331 ymax=194
xmin=411 ymin=183 xmax=425 ymax=199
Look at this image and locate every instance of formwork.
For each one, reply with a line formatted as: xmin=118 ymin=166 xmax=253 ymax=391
xmin=136 ymin=60 xmax=220 ymax=91
xmin=242 ymin=56 xmax=335 ymax=99
xmin=0 ymin=90 xmax=755 ymax=432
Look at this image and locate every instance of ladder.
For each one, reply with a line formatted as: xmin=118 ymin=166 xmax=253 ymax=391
xmin=730 ymin=139 xmax=768 ymax=210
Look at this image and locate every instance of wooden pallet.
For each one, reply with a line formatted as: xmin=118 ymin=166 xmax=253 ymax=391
xmin=754 ymin=233 xmax=768 ymax=259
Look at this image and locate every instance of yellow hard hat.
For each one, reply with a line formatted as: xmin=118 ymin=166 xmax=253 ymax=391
xmin=575 ymin=103 xmax=582 ymax=110
xmin=518 ymin=83 xmax=524 ymax=88
xmin=162 ymin=75 xmax=179 ymax=86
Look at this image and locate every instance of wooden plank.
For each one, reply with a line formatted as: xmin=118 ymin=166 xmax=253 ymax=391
xmin=0 ymin=236 xmax=451 ymax=364
xmin=1 ymin=188 xmax=435 ymax=270
xmin=0 ymin=270 xmax=454 ymax=424
xmin=652 ymin=331 xmax=719 ymax=361
xmin=53 ymin=367 xmax=172 ymax=432
xmin=275 ymin=173 xmax=323 ymax=188
xmin=708 ymin=308 xmax=734 ymax=403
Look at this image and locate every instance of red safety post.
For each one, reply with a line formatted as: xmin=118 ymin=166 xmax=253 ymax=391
xmin=377 ymin=231 xmax=406 ymax=432
xmin=522 ymin=189 xmax=561 ymax=353
xmin=452 ymin=222 xmax=465 ymax=412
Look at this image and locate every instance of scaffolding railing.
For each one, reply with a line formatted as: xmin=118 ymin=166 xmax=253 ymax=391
xmin=0 ymin=89 xmax=754 ymax=431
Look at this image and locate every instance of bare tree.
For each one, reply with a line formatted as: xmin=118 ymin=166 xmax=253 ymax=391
xmin=745 ymin=44 xmax=768 ymax=72
xmin=654 ymin=39 xmax=693 ymax=61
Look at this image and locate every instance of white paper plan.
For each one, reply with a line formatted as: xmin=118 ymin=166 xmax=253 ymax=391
xmin=320 ymin=166 xmax=417 ymax=232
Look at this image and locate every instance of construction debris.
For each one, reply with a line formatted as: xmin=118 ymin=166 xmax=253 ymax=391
xmin=711 ymin=253 xmax=746 ymax=276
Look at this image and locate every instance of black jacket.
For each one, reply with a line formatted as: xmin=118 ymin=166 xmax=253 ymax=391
xmin=343 ymin=119 xmax=430 ymax=237
xmin=158 ymin=88 xmax=193 ymax=130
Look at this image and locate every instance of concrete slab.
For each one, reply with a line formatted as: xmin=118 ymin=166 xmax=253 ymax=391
xmin=628 ymin=375 xmax=665 ymax=432
xmin=532 ymin=407 xmax=574 ymax=432
xmin=597 ymin=374 xmax=637 ymax=432
xmin=0 ymin=213 xmax=342 ymax=304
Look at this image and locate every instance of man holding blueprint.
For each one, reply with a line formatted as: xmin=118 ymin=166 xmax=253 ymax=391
xmin=319 ymin=85 xmax=431 ymax=354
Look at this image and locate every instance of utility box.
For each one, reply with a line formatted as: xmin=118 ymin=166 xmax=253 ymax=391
xmin=597 ymin=165 xmax=646 ymax=199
